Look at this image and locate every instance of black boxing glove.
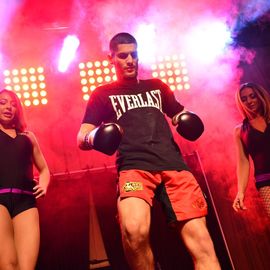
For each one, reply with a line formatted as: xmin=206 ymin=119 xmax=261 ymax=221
xmin=173 ymin=111 xmax=204 ymax=141
xmin=84 ymin=123 xmax=123 ymax=155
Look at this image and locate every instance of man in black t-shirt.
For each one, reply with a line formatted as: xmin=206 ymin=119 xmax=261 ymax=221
xmin=77 ymin=32 xmax=221 ymax=270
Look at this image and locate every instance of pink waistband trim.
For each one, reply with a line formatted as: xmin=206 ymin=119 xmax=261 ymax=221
xmin=255 ymin=173 xmax=270 ymax=182
xmin=0 ymin=188 xmax=33 ymax=195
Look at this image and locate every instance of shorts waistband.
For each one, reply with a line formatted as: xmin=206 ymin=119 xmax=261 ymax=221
xmin=255 ymin=173 xmax=270 ymax=182
xmin=0 ymin=188 xmax=33 ymax=195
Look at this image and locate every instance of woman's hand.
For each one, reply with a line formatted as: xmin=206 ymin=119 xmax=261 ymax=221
xmin=33 ymin=183 xmax=48 ymax=199
xmin=232 ymin=192 xmax=247 ymax=212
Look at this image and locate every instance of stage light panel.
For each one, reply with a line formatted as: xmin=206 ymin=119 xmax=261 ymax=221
xmin=3 ymin=66 xmax=48 ymax=107
xmin=79 ymin=53 xmax=190 ymax=100
xmin=151 ymin=54 xmax=190 ymax=91
xmin=79 ymin=60 xmax=116 ymax=101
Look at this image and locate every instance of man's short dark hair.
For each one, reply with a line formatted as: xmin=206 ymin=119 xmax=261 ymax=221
xmin=109 ymin=32 xmax=137 ymax=53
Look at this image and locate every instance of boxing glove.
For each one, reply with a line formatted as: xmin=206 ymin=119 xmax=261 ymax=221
xmin=174 ymin=111 xmax=204 ymax=141
xmin=85 ymin=123 xmax=123 ymax=155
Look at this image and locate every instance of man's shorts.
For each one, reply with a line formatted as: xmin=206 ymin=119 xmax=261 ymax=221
xmin=0 ymin=193 xmax=36 ymax=218
xmin=118 ymin=169 xmax=208 ymax=223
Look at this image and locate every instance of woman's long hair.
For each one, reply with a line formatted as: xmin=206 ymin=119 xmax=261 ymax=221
xmin=235 ymin=82 xmax=270 ymax=123
xmin=0 ymin=89 xmax=27 ymax=132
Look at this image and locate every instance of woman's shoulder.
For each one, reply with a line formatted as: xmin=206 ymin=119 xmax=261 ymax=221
xmin=19 ymin=130 xmax=37 ymax=143
xmin=19 ymin=130 xmax=33 ymax=136
xmin=234 ymin=123 xmax=242 ymax=131
xmin=234 ymin=118 xmax=248 ymax=131
xmin=234 ymin=123 xmax=243 ymax=137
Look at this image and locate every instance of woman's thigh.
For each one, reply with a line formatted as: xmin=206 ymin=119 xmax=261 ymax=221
xmin=0 ymin=205 xmax=17 ymax=268
xmin=13 ymin=207 xmax=40 ymax=270
xmin=259 ymin=185 xmax=270 ymax=217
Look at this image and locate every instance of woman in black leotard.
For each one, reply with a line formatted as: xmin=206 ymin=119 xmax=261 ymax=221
xmin=0 ymin=89 xmax=50 ymax=270
xmin=233 ymin=82 xmax=270 ymax=218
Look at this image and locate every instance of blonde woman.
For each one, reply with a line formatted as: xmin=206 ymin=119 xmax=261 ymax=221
xmin=233 ymin=82 xmax=270 ymax=217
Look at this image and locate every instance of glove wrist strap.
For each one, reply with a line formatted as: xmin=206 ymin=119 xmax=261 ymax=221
xmin=83 ymin=132 xmax=93 ymax=150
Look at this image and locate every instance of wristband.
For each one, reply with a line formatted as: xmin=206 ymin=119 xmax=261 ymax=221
xmin=83 ymin=132 xmax=93 ymax=149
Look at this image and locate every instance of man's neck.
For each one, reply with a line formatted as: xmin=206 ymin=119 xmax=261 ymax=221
xmin=118 ymin=77 xmax=139 ymax=85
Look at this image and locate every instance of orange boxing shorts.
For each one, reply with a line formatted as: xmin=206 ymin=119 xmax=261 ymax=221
xmin=118 ymin=169 xmax=208 ymax=222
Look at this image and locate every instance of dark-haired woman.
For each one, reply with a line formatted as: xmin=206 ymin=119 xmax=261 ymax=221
xmin=0 ymin=89 xmax=50 ymax=270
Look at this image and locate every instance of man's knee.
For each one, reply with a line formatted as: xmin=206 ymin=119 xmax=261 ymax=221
xmin=122 ymin=220 xmax=150 ymax=249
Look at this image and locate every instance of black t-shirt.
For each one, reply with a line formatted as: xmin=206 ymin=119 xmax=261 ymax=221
xmin=0 ymin=130 xmax=34 ymax=191
xmin=82 ymin=78 xmax=189 ymax=172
